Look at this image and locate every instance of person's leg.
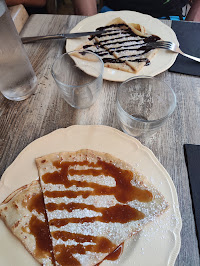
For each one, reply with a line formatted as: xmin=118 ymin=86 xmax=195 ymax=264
xmin=186 ymin=0 xmax=200 ymax=21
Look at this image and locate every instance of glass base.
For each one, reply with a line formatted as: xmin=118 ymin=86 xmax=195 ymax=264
xmin=1 ymin=83 xmax=37 ymax=101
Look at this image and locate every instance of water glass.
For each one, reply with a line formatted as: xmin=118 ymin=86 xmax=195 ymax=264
xmin=116 ymin=76 xmax=176 ymax=138
xmin=51 ymin=50 xmax=104 ymax=109
xmin=0 ymin=0 xmax=37 ymax=101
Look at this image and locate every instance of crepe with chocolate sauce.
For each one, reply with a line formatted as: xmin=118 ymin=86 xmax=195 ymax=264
xmin=74 ymin=17 xmax=160 ymax=73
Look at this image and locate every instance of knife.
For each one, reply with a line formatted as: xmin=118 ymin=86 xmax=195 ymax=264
xmin=21 ymin=30 xmax=105 ymax=44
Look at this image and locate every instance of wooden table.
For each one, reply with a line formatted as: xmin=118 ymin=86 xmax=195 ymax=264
xmin=0 ymin=14 xmax=200 ymax=265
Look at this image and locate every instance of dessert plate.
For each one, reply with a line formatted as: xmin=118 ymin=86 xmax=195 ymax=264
xmin=66 ymin=10 xmax=179 ymax=82
xmin=0 ymin=125 xmax=182 ymax=266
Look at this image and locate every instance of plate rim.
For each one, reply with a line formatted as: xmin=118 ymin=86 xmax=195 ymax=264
xmin=0 ymin=125 xmax=182 ymax=265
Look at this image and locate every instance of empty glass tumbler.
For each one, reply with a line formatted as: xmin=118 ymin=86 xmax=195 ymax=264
xmin=0 ymin=0 xmax=37 ymax=101
xmin=51 ymin=51 xmax=104 ymax=109
xmin=116 ymin=76 xmax=176 ymax=138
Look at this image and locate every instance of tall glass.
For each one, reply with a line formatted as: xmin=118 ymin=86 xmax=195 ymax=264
xmin=0 ymin=0 xmax=37 ymax=101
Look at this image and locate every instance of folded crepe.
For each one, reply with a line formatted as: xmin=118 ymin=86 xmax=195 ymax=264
xmin=36 ymin=149 xmax=168 ymax=266
xmin=73 ymin=17 xmax=160 ymax=73
xmin=0 ymin=149 xmax=168 ymax=266
xmin=0 ymin=180 xmax=55 ymax=265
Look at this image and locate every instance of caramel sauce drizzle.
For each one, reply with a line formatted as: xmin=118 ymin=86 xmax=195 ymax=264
xmin=43 ymin=160 xmax=153 ymax=204
xmin=49 ymin=204 xmax=144 ymax=227
xmin=95 ymin=243 xmax=124 ymax=265
xmin=105 ymin=243 xmax=124 ymax=261
xmin=27 ymin=193 xmax=56 ymax=264
xmin=40 ymin=159 xmax=153 ymax=266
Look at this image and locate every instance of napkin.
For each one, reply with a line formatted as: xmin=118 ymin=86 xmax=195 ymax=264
xmin=184 ymin=144 xmax=200 ymax=250
xmin=169 ymin=21 xmax=200 ymax=76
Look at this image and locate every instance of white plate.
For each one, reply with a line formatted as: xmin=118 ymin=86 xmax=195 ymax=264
xmin=0 ymin=125 xmax=182 ymax=266
xmin=66 ymin=11 xmax=179 ymax=82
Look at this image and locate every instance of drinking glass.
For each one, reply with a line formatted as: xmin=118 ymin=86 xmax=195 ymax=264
xmin=116 ymin=76 xmax=176 ymax=138
xmin=51 ymin=50 xmax=104 ymax=109
xmin=0 ymin=0 xmax=37 ymax=101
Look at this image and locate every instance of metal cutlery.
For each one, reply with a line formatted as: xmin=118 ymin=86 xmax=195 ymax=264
xmin=21 ymin=30 xmax=106 ymax=44
xmin=146 ymin=41 xmax=200 ymax=63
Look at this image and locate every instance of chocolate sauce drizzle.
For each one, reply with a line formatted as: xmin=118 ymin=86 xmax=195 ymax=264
xmin=83 ymin=23 xmax=160 ymax=66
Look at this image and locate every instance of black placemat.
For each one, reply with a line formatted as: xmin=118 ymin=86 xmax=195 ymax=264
xmin=184 ymin=144 xmax=200 ymax=251
xmin=169 ymin=21 xmax=200 ymax=76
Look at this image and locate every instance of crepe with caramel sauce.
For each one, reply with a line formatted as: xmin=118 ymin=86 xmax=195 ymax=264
xmin=0 ymin=180 xmax=55 ymax=266
xmin=36 ymin=149 xmax=168 ymax=266
xmin=0 ymin=179 xmax=124 ymax=266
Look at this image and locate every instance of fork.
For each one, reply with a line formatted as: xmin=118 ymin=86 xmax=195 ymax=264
xmin=146 ymin=41 xmax=200 ymax=63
